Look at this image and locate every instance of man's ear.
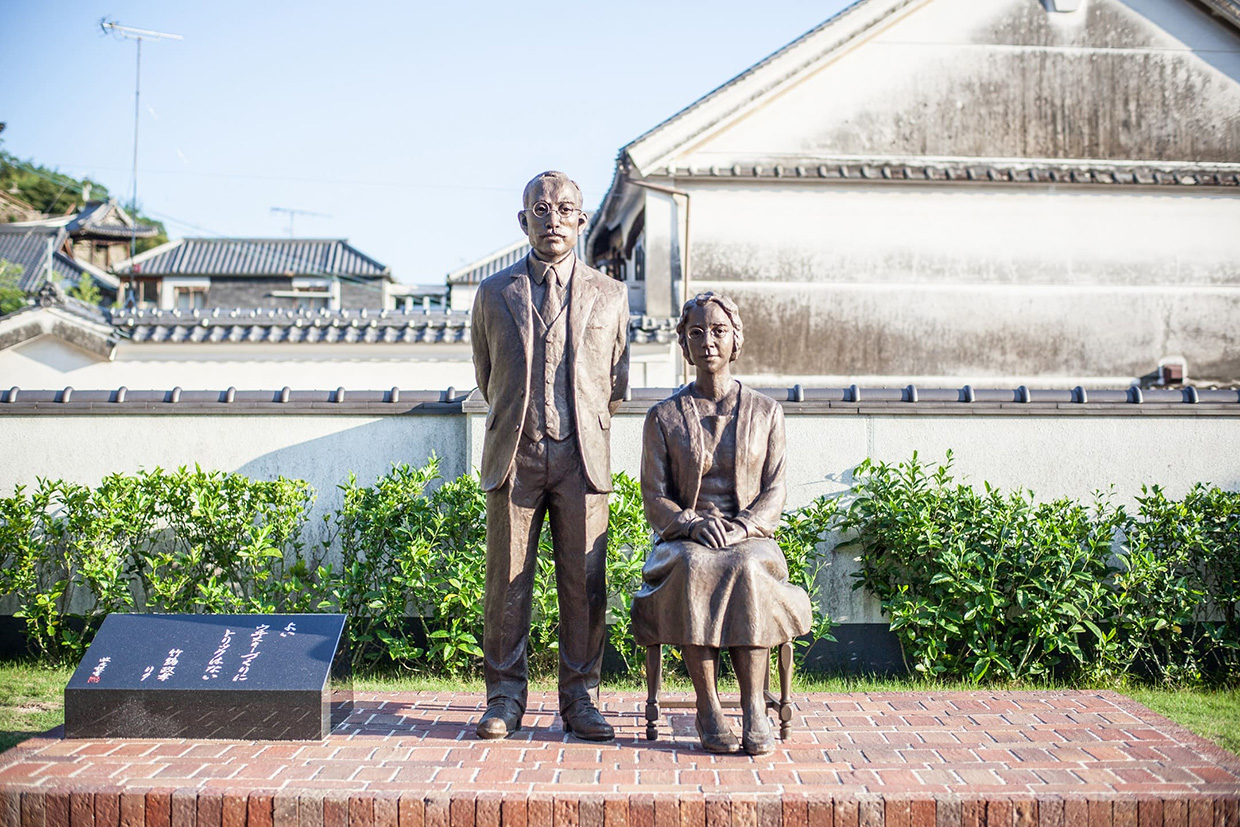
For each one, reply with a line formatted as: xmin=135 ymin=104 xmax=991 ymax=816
xmin=517 ymin=210 xmax=529 ymax=234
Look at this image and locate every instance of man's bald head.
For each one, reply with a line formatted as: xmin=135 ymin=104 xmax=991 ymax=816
xmin=519 ymin=171 xmax=587 ymax=262
xmin=523 ymin=171 xmax=583 ymax=210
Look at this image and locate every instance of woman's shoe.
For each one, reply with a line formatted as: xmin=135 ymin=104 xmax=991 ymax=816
xmin=741 ymin=715 xmax=776 ymax=756
xmin=695 ymin=713 xmax=742 ymax=754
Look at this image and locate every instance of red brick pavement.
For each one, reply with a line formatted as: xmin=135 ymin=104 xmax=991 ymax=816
xmin=0 ymin=692 xmax=1236 ymax=827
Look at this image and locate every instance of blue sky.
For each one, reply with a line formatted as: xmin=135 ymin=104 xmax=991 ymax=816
xmin=1 ymin=1 xmax=851 ymax=287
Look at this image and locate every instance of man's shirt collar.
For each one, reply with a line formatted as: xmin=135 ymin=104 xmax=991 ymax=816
xmin=527 ymin=250 xmax=575 ymax=286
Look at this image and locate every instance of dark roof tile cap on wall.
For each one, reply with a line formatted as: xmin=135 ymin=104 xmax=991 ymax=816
xmin=679 ymin=160 xmax=1240 ymax=188
xmin=2 ymin=385 xmax=1236 ymax=416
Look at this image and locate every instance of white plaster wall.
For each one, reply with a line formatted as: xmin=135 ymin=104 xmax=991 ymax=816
xmin=687 ymin=0 xmax=1240 ymax=163
xmin=0 ymin=338 xmax=680 ymax=394
xmin=0 ymin=338 xmax=480 ymax=393
xmin=641 ymin=192 xmax=680 ymax=318
xmin=0 ymin=414 xmax=467 ymax=550
xmin=3 ymin=408 xmax=1236 ymax=624
xmin=687 ymin=183 xmax=1240 ymax=288
xmin=680 ymin=182 xmax=1240 ymax=383
xmin=450 ymin=284 xmax=478 ymax=313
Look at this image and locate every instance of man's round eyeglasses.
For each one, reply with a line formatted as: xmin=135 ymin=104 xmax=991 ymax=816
xmin=526 ymin=202 xmax=582 ymax=219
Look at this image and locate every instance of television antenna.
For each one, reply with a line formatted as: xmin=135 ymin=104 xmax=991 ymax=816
xmin=100 ymin=19 xmax=182 ymax=261
xmin=271 ymin=207 xmax=332 ymax=238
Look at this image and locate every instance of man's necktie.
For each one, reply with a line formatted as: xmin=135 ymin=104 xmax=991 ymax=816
xmin=541 ymin=266 xmax=561 ymax=321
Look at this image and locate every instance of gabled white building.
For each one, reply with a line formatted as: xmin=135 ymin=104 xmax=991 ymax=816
xmin=588 ymin=0 xmax=1240 ymax=387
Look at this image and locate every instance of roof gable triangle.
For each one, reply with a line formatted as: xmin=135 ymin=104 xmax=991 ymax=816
xmin=629 ymin=0 xmax=1240 ymax=172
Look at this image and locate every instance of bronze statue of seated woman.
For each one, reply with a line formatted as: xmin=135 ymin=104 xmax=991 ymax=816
xmin=631 ymin=291 xmax=811 ymax=756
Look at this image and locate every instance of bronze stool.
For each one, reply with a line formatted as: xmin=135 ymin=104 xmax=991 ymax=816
xmin=643 ymin=642 xmax=795 ymax=741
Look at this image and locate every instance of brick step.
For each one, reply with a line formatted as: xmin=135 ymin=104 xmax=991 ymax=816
xmin=1 ymin=692 xmax=1236 ymax=827
xmin=3 ymin=788 xmax=1238 ymax=827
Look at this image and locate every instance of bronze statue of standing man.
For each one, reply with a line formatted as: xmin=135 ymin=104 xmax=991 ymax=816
xmin=470 ymin=171 xmax=629 ymax=741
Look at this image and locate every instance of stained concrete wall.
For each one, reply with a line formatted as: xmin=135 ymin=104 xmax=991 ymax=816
xmin=4 ymin=403 xmax=1236 ymax=626
xmin=675 ymin=182 xmax=1240 ymax=386
xmin=704 ymin=0 xmax=1240 ymax=163
xmin=599 ymin=0 xmax=1240 ymax=387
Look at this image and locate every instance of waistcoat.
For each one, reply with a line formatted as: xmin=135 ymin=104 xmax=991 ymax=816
xmin=522 ymin=276 xmax=575 ymax=441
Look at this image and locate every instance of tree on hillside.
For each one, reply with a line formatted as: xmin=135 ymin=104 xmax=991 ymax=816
xmin=68 ymin=274 xmax=102 ymax=306
xmin=0 ymin=144 xmax=168 ymax=254
xmin=0 ymin=259 xmax=28 ymax=316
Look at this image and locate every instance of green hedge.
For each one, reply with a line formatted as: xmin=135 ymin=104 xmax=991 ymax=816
xmin=2 ymin=454 xmax=1235 ymax=685
xmin=0 ymin=460 xmax=833 ymax=675
xmin=841 ymin=452 xmax=1239 ymax=685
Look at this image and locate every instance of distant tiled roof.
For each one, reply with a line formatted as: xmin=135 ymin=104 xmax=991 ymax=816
xmin=447 ymin=240 xmax=530 ymax=286
xmin=7 ymin=199 xmax=158 ymax=241
xmin=107 ymin=307 xmax=678 ymax=346
xmin=114 ymin=238 xmax=391 ymax=279
xmin=0 ymin=226 xmax=118 ymax=293
xmin=446 ymin=232 xmax=591 ymax=286
xmin=658 ymin=158 xmax=1240 ymax=187
xmin=114 ymin=306 xmax=470 ymax=344
xmin=1196 ymin=0 xmax=1240 ymax=29
xmin=67 ymin=200 xmax=158 ymax=240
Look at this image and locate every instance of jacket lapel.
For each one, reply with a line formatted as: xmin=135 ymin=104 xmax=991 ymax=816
xmin=502 ymin=257 xmax=533 ymax=372
xmin=734 ymin=383 xmax=753 ymax=506
xmin=567 ymin=259 xmax=599 ymax=360
xmin=673 ymin=388 xmax=704 ymax=511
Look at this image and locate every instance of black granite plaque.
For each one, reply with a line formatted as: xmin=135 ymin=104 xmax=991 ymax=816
xmin=64 ymin=614 xmax=352 ymax=740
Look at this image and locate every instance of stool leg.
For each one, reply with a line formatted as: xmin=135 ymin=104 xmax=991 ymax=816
xmin=778 ymin=641 xmax=793 ymax=740
xmin=645 ymin=645 xmax=662 ymax=741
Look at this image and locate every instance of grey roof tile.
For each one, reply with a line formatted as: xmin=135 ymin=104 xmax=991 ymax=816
xmin=0 ymin=226 xmax=96 ymax=292
xmin=107 ymin=307 xmax=676 ymax=347
xmin=67 ymin=200 xmax=158 ymax=240
xmin=668 ymin=159 xmax=1240 ymax=188
xmin=115 ymin=238 xmax=390 ymax=277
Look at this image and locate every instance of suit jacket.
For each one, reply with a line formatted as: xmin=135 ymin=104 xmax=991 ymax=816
xmin=640 ymin=383 xmax=787 ymax=542
xmin=471 ymin=254 xmax=630 ymax=493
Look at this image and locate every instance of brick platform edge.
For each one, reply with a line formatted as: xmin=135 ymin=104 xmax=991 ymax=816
xmin=2 ymin=788 xmax=1239 ymax=827
xmin=0 ymin=692 xmax=1237 ymax=827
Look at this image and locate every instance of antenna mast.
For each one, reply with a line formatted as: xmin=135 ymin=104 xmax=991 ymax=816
xmin=101 ymin=19 xmax=182 ymax=264
xmin=270 ymin=207 xmax=332 ymax=238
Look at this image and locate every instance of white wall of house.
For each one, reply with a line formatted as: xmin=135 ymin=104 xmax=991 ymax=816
xmin=597 ymin=0 xmax=1240 ymax=387
xmin=449 ymin=284 xmax=478 ymax=313
xmin=4 ymin=404 xmax=1236 ymax=624
xmin=670 ymin=181 xmax=1240 ymax=385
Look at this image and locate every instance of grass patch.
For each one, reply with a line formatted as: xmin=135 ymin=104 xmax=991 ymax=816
xmin=1129 ymin=686 xmax=1240 ymax=754
xmin=3 ymin=662 xmax=1237 ymax=757
xmin=0 ymin=662 xmax=72 ymax=753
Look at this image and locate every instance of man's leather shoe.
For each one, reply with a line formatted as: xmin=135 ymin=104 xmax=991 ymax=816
xmin=476 ymin=700 xmax=522 ymax=739
xmin=561 ymin=701 xmax=614 ymax=741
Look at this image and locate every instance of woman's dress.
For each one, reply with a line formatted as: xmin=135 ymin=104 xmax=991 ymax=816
xmin=631 ymin=383 xmax=811 ymax=648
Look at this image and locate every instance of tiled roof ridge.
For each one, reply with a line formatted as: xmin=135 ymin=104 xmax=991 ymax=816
xmin=111 ymin=306 xmax=473 ymax=322
xmin=1195 ymin=0 xmax=1240 ymax=29
xmin=104 ymin=310 xmax=678 ymax=346
xmin=657 ymin=158 xmax=1240 ymax=186
xmin=112 ymin=237 xmax=391 ymax=278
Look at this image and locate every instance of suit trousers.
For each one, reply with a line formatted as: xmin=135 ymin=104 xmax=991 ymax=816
xmin=484 ymin=434 xmax=609 ymax=715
